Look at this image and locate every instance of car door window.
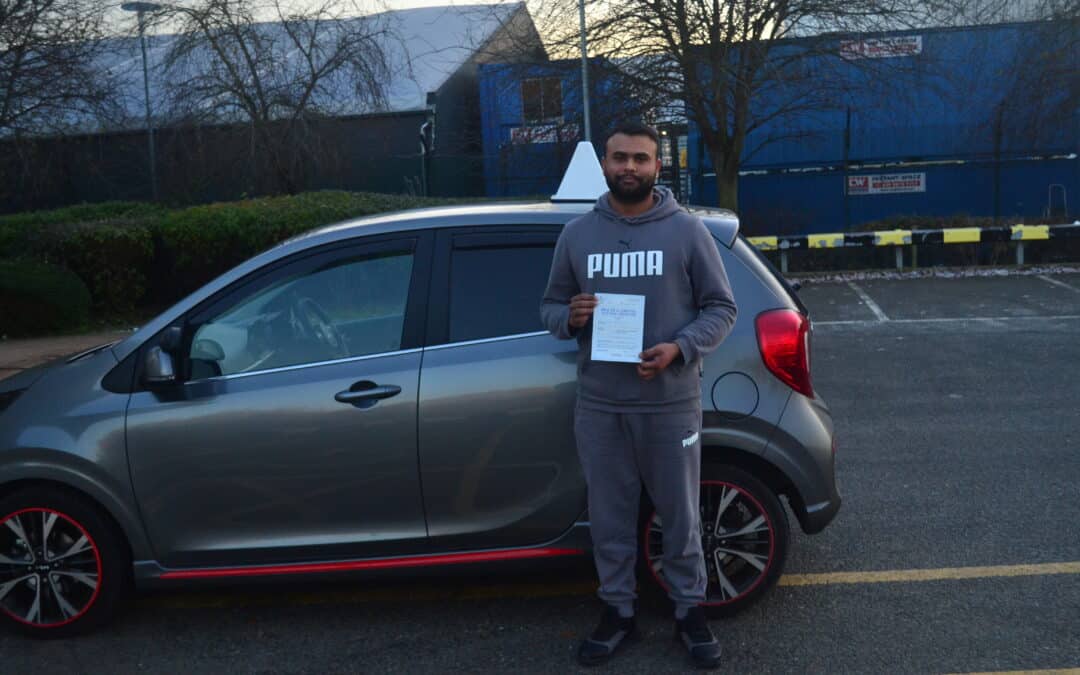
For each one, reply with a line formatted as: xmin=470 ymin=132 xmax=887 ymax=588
xmin=448 ymin=239 xmax=556 ymax=342
xmin=189 ymin=250 xmax=414 ymax=377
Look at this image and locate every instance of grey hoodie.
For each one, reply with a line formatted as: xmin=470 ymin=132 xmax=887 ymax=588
xmin=541 ymin=186 xmax=738 ymax=412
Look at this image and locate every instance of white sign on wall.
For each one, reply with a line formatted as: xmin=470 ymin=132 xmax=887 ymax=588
xmin=847 ymin=173 xmax=926 ymax=195
xmin=840 ymin=36 xmax=922 ymax=59
xmin=510 ymin=123 xmax=580 ymax=144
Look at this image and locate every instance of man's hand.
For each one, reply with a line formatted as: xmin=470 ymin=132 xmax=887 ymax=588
xmin=637 ymin=342 xmax=681 ymax=381
xmin=568 ymin=293 xmax=599 ymax=329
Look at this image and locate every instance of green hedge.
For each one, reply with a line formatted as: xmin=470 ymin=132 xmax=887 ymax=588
xmin=0 ymin=191 xmax=456 ymax=322
xmin=0 ymin=201 xmax=166 ymax=228
xmin=45 ymin=220 xmax=156 ymax=313
xmin=6 ymin=218 xmax=156 ymax=313
xmin=0 ymin=202 xmax=165 ymax=258
xmin=156 ymin=191 xmax=456 ymax=297
xmin=0 ymin=259 xmax=91 ymax=337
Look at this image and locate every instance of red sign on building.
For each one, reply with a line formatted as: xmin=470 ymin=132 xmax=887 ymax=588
xmin=847 ymin=173 xmax=926 ymax=195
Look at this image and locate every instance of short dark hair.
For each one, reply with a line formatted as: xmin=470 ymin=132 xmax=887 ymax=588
xmin=604 ymin=122 xmax=660 ymax=156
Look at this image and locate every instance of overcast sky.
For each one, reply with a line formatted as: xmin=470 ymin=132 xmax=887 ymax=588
xmin=104 ymin=0 xmax=510 ymax=35
xmin=103 ymin=0 xmax=511 ymax=36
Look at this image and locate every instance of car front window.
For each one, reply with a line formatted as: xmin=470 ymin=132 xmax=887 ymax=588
xmin=189 ymin=251 xmax=414 ymax=378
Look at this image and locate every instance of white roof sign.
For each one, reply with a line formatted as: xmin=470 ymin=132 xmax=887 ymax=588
xmin=551 ymin=142 xmax=608 ymax=202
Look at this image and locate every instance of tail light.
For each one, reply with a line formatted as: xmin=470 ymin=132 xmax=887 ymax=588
xmin=755 ymin=309 xmax=813 ymax=398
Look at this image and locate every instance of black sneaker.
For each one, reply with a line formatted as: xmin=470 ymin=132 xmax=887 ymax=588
xmin=577 ymin=604 xmax=641 ymax=666
xmin=674 ymin=606 xmax=722 ymax=669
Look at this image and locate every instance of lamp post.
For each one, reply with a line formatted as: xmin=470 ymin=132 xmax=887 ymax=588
xmin=578 ymin=0 xmax=591 ymax=142
xmin=122 ymin=2 xmax=163 ymax=201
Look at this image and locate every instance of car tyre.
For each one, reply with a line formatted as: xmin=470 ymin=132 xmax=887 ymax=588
xmin=639 ymin=463 xmax=789 ymax=618
xmin=0 ymin=487 xmax=131 ymax=638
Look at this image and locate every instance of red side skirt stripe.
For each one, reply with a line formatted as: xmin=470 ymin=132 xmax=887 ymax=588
xmin=159 ymin=547 xmax=584 ymax=580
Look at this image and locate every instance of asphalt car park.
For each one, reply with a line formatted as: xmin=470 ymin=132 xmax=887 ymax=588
xmin=799 ymin=271 xmax=1080 ymax=323
xmin=3 ymin=271 xmax=1079 ymax=673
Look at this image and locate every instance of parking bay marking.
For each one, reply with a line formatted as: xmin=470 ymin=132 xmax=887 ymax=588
xmin=139 ymin=561 xmax=1080 ymax=610
xmin=814 ymin=314 xmax=1080 ymax=326
xmin=846 ymin=281 xmax=890 ymax=322
xmin=1038 ymin=274 xmax=1080 ymax=293
xmin=946 ymin=669 xmax=1080 ymax=675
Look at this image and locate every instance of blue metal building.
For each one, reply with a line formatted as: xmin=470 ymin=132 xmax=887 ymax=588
xmin=688 ymin=20 xmax=1078 ymax=232
xmin=479 ymin=58 xmax=653 ymax=197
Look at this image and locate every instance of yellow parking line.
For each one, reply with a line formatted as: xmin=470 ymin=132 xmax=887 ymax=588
xmin=779 ymin=561 xmax=1080 ymax=586
xmin=140 ymin=561 xmax=1080 ymax=610
xmin=945 ymin=670 xmax=1080 ymax=675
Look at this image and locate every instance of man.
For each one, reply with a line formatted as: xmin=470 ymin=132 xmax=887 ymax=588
xmin=540 ymin=122 xmax=738 ymax=669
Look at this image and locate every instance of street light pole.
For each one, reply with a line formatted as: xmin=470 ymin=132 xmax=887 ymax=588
xmin=578 ymin=0 xmax=591 ymax=142
xmin=122 ymin=2 xmax=163 ymax=201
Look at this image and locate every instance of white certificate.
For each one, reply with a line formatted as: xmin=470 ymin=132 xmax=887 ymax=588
xmin=591 ymin=293 xmax=645 ymax=363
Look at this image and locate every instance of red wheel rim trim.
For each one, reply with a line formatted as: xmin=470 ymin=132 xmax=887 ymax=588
xmin=0 ymin=507 xmax=104 ymax=628
xmin=642 ymin=479 xmax=776 ymax=606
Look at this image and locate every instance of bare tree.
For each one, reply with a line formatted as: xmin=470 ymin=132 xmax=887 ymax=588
xmin=531 ymin=0 xmax=934 ymax=210
xmin=159 ymin=0 xmax=394 ymax=194
xmin=921 ymin=0 xmax=1078 ymax=219
xmin=0 ymin=0 xmax=116 ymax=136
xmin=982 ymin=1 xmax=1077 ymax=150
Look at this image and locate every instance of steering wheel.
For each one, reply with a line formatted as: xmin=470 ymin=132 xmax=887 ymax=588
xmin=293 ymin=296 xmax=349 ymax=359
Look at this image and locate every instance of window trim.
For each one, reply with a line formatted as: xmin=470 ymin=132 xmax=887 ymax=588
xmin=521 ymin=77 xmax=563 ymax=124
xmin=192 ymin=347 xmax=424 ymax=383
xmin=423 ymin=330 xmax=549 ymax=352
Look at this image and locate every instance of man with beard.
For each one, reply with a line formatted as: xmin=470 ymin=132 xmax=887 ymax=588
xmin=540 ymin=122 xmax=738 ymax=669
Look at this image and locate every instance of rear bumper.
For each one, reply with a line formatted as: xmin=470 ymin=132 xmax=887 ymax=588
xmin=801 ymin=494 xmax=842 ymax=534
xmin=762 ymin=392 xmax=842 ymax=535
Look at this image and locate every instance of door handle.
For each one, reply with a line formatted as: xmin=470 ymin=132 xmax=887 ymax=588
xmin=334 ymin=383 xmax=402 ymax=405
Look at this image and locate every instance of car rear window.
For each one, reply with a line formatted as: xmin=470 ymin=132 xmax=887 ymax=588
xmin=449 ymin=243 xmax=556 ymax=342
xmin=731 ymin=235 xmax=809 ymax=316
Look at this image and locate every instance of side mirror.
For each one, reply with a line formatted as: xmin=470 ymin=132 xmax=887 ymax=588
xmin=143 ymin=346 xmax=177 ymax=385
xmin=160 ymin=326 xmax=183 ymax=353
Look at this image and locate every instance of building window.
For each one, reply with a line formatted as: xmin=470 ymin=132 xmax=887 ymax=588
xmin=521 ymin=78 xmax=562 ymax=123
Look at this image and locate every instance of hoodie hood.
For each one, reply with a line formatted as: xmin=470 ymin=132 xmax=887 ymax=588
xmin=594 ymin=186 xmax=681 ymax=226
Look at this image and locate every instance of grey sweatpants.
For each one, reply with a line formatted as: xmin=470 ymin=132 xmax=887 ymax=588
xmin=574 ymin=402 xmax=706 ymax=618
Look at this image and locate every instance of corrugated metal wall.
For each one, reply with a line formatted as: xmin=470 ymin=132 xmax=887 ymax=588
xmin=684 ymin=20 xmax=1079 ymax=231
xmin=729 ymin=158 xmax=1078 ymax=236
xmin=691 ymin=21 xmax=1075 ymax=170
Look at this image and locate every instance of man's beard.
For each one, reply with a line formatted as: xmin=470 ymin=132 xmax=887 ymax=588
xmin=605 ymin=172 xmax=656 ymax=204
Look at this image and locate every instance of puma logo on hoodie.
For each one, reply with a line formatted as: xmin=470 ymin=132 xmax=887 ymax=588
xmin=587 ymin=250 xmax=663 ymax=279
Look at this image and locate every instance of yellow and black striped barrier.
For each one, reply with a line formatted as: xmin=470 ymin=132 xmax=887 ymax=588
xmin=748 ymin=223 xmax=1080 ymax=272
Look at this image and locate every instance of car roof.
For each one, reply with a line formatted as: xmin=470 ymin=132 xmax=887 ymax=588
xmin=112 ymin=198 xmax=739 ymax=363
xmin=287 ymin=200 xmax=592 ymax=244
xmin=286 ymin=199 xmax=739 ymax=249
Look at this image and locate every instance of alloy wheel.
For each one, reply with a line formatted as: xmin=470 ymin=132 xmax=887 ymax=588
xmin=0 ymin=508 xmax=103 ymax=628
xmin=645 ymin=479 xmax=776 ymax=605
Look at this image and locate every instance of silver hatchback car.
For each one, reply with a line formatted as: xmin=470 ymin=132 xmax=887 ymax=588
xmin=0 ymin=175 xmax=840 ymax=637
